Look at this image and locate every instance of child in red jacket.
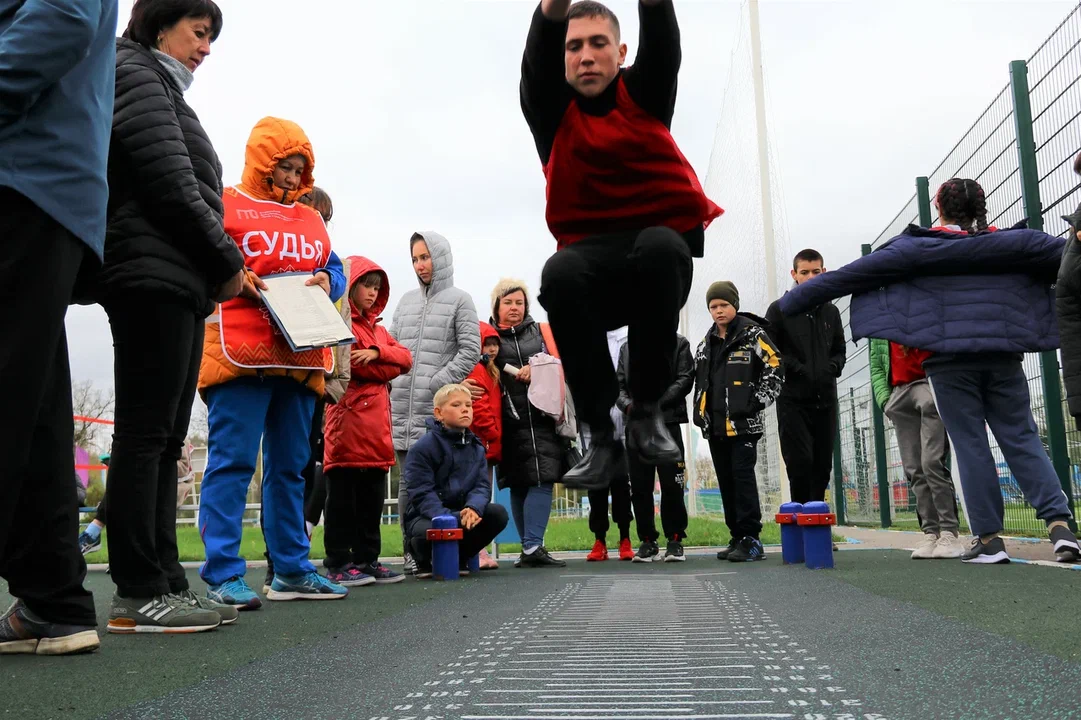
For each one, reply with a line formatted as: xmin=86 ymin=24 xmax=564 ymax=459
xmin=467 ymin=322 xmax=503 ymax=569
xmin=323 ymin=256 xmax=413 ymax=586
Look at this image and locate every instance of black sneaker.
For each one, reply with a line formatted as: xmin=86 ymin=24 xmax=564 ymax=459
xmin=403 ymin=552 xmax=418 ymax=575
xmin=632 ymin=540 xmax=660 ymax=563
xmin=716 ymin=538 xmax=738 ymax=560
xmin=0 ymin=600 xmax=99 ymax=655
xmin=262 ymin=566 xmax=274 ymax=595
xmin=727 ymin=536 xmax=765 ymax=563
xmin=414 ymin=559 xmax=433 ymax=579
xmin=960 ymin=536 xmax=1010 ymax=564
xmin=362 ymin=562 xmax=406 ymax=584
xmin=1049 ymin=525 xmax=1080 ymax=562
xmin=518 ymin=546 xmax=567 ymax=568
xmin=664 ymin=540 xmax=686 ymax=563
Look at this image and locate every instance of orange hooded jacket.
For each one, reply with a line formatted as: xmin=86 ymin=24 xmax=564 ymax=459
xmin=198 ymin=116 xmax=333 ymax=398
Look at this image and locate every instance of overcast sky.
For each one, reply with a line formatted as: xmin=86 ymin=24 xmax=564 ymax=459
xmin=66 ymin=0 xmax=1076 ymax=401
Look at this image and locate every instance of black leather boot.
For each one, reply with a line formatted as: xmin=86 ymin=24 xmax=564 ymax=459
xmin=561 ymin=437 xmax=627 ymax=491
xmin=625 ymin=404 xmax=683 ymax=465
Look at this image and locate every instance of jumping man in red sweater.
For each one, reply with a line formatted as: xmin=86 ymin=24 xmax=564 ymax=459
xmin=521 ymin=0 xmax=722 ymax=490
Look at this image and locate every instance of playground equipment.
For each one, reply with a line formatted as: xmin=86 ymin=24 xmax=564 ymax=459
xmin=798 ymin=501 xmax=836 ymax=570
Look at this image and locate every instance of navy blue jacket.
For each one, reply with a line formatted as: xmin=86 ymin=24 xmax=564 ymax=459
xmin=405 ymin=417 xmax=491 ymax=523
xmin=0 ymin=0 xmax=118 ymax=257
xmin=778 ymin=224 xmax=1064 ymax=355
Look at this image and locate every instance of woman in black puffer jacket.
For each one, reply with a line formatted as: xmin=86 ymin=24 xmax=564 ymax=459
xmin=95 ymin=0 xmax=246 ymax=631
xmin=489 ymin=279 xmax=566 ymax=568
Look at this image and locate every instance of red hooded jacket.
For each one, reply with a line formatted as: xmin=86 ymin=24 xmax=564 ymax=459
xmin=324 ymin=257 xmax=413 ymax=471
xmin=466 ymin=322 xmax=502 ymax=463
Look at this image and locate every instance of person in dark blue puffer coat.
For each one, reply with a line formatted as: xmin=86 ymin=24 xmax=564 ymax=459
xmin=781 ymin=178 xmax=1079 ymax=566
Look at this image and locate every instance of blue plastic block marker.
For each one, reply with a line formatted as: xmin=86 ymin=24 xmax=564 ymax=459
xmin=426 ymin=515 xmax=463 ymax=581
xmin=797 ymin=501 xmax=836 ymax=570
xmin=775 ymin=501 xmax=805 ymax=564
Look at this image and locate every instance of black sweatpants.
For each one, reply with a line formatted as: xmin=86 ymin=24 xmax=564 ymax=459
xmin=103 ymin=297 xmax=202 ymax=598
xmin=408 ymin=503 xmax=510 ymax=566
xmin=709 ymin=433 xmax=763 ymax=540
xmin=588 ymin=474 xmax=633 ymax=541
xmin=630 ymin=423 xmax=688 ymax=542
xmin=0 ymin=188 xmax=96 ymax=626
xmin=322 ymin=467 xmax=387 ymax=569
xmin=777 ymin=399 xmax=836 ymax=504
xmin=539 ymin=227 xmax=693 ymax=428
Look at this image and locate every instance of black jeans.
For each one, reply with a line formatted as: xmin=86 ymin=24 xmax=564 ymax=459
xmin=322 ymin=467 xmax=386 ymax=569
xmin=539 ymin=227 xmax=693 ymax=428
xmin=588 ymin=473 xmax=633 ymax=540
xmin=630 ymin=423 xmax=689 ymax=542
xmin=0 ymin=189 xmax=96 ymax=625
xmin=778 ymin=399 xmax=836 ymax=504
xmin=708 ymin=434 xmax=762 ymax=540
xmin=408 ymin=503 xmax=510 ymax=566
xmin=103 ymin=298 xmax=202 ymax=598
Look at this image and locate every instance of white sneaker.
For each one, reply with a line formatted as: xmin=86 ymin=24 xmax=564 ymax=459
xmin=932 ymin=531 xmax=964 ymax=559
xmin=911 ymin=533 xmax=938 ymax=559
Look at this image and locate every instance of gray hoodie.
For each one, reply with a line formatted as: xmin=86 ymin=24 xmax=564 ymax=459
xmin=390 ymin=231 xmax=481 ymax=450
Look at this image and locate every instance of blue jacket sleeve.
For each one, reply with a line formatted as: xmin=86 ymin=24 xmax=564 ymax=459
xmin=463 ymin=446 xmax=492 ymax=515
xmin=405 ymin=440 xmax=453 ymax=520
xmin=318 ymin=251 xmax=346 ymax=302
xmin=779 ymin=243 xmax=909 ymax=316
xmin=0 ymin=0 xmax=102 ymax=118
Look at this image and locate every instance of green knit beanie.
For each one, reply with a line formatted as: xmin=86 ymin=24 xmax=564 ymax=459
xmin=706 ymin=281 xmax=739 ymax=310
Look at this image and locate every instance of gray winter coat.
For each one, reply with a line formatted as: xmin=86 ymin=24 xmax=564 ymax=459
xmin=390 ymin=231 xmax=481 ymax=450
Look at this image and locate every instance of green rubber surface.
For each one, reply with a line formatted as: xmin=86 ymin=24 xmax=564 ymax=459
xmin=2 ymin=550 xmax=1078 ymax=719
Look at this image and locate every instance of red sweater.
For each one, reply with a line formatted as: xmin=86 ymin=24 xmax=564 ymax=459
xmin=889 ymin=342 xmax=933 ymax=387
xmin=467 ymin=361 xmax=502 ymax=463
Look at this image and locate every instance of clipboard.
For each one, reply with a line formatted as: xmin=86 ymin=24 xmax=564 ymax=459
xmin=257 ymin=272 xmax=354 ymax=353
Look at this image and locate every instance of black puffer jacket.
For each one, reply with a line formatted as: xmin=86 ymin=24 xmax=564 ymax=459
xmin=616 ymin=334 xmax=694 ymax=425
xmin=765 ymin=296 xmax=845 ymax=406
xmin=493 ymin=316 xmax=563 ymax=489
xmin=96 ymin=38 xmax=243 ymax=314
xmin=1056 ymin=205 xmax=1081 ymax=427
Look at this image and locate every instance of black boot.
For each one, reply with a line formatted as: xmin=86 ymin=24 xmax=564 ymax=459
xmin=561 ymin=436 xmax=627 ymax=491
xmin=626 ymin=405 xmax=682 ymax=464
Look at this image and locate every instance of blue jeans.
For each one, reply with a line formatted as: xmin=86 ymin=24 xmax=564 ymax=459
xmin=510 ymin=485 xmax=553 ymax=551
xmin=199 ymin=377 xmax=317 ymax=585
xmin=927 ymin=362 xmax=1073 ymax=537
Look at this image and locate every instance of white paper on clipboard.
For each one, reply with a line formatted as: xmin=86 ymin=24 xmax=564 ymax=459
xmin=258 ymin=272 xmax=354 ymax=352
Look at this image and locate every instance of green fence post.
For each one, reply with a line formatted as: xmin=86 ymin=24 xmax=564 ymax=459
xmin=833 ymin=408 xmax=846 ymax=525
xmin=862 ymin=243 xmax=892 ymax=528
xmin=916 ymin=177 xmax=933 ymax=228
xmin=1010 ymin=59 xmax=1077 ymax=529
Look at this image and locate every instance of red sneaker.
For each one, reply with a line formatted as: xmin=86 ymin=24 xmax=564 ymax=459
xmin=618 ymin=538 xmax=634 ymax=561
xmin=586 ymin=539 xmax=609 ymax=561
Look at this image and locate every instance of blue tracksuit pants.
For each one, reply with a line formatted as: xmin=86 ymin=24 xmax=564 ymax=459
xmin=927 ymin=361 xmax=1073 ymax=537
xmin=199 ymin=377 xmax=317 ymax=585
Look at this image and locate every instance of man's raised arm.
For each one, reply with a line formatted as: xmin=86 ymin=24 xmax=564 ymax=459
xmin=626 ymin=0 xmax=681 ymax=126
xmin=521 ymin=1 xmax=573 ymax=163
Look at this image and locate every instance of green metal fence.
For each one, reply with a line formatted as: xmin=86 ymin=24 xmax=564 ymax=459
xmin=833 ymin=1 xmax=1081 ymax=535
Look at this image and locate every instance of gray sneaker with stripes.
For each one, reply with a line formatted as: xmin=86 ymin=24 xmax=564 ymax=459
xmin=107 ymin=594 xmax=221 ymax=634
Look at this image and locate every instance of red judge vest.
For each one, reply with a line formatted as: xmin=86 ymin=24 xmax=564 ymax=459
xmin=543 ymin=77 xmax=723 ymax=249
xmin=218 ymin=187 xmax=334 ymax=372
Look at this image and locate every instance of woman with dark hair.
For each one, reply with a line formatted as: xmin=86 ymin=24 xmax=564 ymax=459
xmin=780 ymin=178 xmax=1080 ymax=565
xmin=97 ymin=0 xmax=246 ymax=634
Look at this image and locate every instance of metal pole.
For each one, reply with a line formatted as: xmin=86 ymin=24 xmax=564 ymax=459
xmin=1010 ymin=59 xmax=1076 ymax=530
xmin=833 ymin=405 xmax=846 ymax=525
xmin=916 ymin=176 xmax=933 ymax=228
xmin=749 ymin=0 xmax=777 ymax=302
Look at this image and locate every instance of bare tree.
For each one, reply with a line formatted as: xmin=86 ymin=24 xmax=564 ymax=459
xmin=72 ymin=380 xmax=114 ymax=453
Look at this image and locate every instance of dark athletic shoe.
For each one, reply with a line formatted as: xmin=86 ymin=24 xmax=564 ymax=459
xmin=632 ymin=540 xmax=660 ymax=563
xmin=414 ymin=559 xmax=433 ymax=579
xmin=664 ymin=540 xmax=686 ymax=562
xmin=518 ymin=546 xmax=566 ymax=568
xmin=362 ymin=562 xmax=406 ymax=584
xmin=960 ymin=536 xmax=1010 ymax=564
xmin=0 ymin=600 xmax=99 ymax=655
xmin=727 ymin=537 xmax=765 ymax=563
xmin=107 ymin=594 xmax=221 ymax=634
xmin=716 ymin=538 xmax=739 ymax=560
xmin=1050 ymin=525 xmax=1081 ymax=562
xmin=177 ymin=589 xmax=239 ymax=626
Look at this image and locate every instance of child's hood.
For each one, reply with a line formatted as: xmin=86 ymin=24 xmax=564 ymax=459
xmin=347 ymin=255 xmax=390 ymax=321
xmin=239 ymin=116 xmax=315 ymax=205
xmin=479 ymin=321 xmax=500 ymax=347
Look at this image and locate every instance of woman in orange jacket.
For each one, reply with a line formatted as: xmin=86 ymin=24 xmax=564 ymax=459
xmin=196 ymin=117 xmax=348 ymax=609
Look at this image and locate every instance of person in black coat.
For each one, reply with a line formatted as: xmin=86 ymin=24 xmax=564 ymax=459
xmin=489 ymin=279 xmax=566 ymax=568
xmin=764 ymin=249 xmax=846 ymax=505
xmin=95 ymin=0 xmax=245 ymax=633
xmin=617 ymin=333 xmax=694 ymax=562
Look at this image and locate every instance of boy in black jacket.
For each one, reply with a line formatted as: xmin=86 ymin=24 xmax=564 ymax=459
xmin=693 ymin=282 xmax=783 ymax=562
xmin=764 ymin=249 xmax=845 ymax=504
xmin=405 ymin=385 xmax=510 ymax=578
xmin=617 ymin=334 xmax=695 ymax=562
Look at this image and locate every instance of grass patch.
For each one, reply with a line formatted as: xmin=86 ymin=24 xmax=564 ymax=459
xmin=82 ymin=516 xmax=816 ymax=563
